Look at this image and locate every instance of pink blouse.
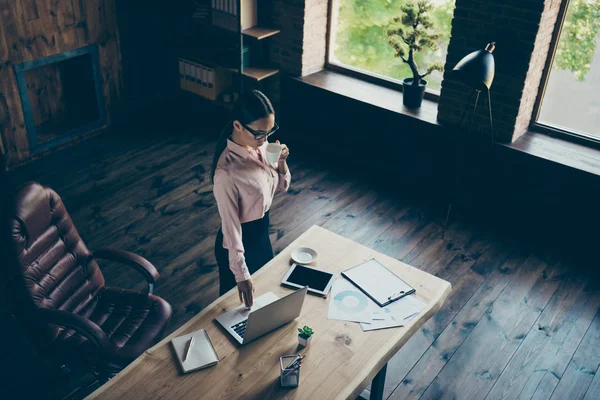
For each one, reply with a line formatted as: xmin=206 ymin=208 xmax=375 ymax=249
xmin=213 ymin=139 xmax=291 ymax=282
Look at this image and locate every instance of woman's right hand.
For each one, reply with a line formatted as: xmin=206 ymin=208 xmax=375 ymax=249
xmin=237 ymin=278 xmax=255 ymax=308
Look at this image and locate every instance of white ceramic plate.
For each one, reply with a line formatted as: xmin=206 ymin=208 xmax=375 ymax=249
xmin=291 ymin=247 xmax=318 ymax=264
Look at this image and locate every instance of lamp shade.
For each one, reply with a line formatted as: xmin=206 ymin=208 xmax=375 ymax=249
xmin=452 ymin=42 xmax=496 ymax=90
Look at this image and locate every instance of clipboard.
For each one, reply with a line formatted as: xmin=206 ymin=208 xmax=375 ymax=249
xmin=341 ymin=258 xmax=415 ymax=307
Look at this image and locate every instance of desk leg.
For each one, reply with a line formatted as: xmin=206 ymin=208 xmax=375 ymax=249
xmin=358 ymin=363 xmax=387 ymax=400
xmin=370 ymin=363 xmax=387 ymax=400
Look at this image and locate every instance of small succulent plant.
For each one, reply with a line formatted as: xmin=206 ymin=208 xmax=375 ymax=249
xmin=298 ymin=326 xmax=314 ymax=338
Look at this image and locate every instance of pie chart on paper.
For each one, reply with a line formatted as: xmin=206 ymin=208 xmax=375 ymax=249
xmin=334 ymin=290 xmax=369 ymax=313
xmin=327 ymin=279 xmax=373 ymax=323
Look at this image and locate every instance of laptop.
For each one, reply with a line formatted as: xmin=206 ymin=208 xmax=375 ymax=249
xmin=215 ymin=287 xmax=308 ymax=345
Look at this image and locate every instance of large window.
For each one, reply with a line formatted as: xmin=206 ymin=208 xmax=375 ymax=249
xmin=536 ymin=0 xmax=600 ymax=141
xmin=328 ymin=0 xmax=456 ymax=94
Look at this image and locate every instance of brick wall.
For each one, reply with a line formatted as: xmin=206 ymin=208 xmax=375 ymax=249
xmin=271 ymin=0 xmax=305 ymax=76
xmin=302 ymin=0 xmax=329 ymax=75
xmin=437 ymin=0 xmax=563 ymax=143
xmin=271 ymin=0 xmax=328 ymax=77
xmin=514 ymin=0 xmax=563 ymax=138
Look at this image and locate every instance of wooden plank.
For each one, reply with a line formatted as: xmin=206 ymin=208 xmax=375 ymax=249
xmin=270 ymin=182 xmax=364 ymax=253
xmin=320 ymin=191 xmax=410 ymax=246
xmin=26 ymin=63 xmax=66 ymax=133
xmin=0 ymin=0 xmax=28 ymax=163
xmin=87 ymin=226 xmax=451 ymax=400
xmin=549 ymin=308 xmax=600 ymax=399
xmin=0 ymin=6 xmax=8 ymax=63
xmin=49 ymin=0 xmax=78 ymax=50
xmin=243 ymin=67 xmax=279 ymax=81
xmin=9 ymin=0 xmax=31 ymax=60
xmin=387 ymin=245 xmax=522 ymax=399
xmin=488 ymin=280 xmax=600 ymax=400
xmin=243 ymin=27 xmax=280 ymax=40
xmin=420 ymin=256 xmax=563 ymax=399
xmin=583 ymin=364 xmax=600 ymax=400
xmin=0 ymin=0 xmax=22 ymax=61
xmin=26 ymin=0 xmax=62 ymax=58
xmin=0 ymin=62 xmax=30 ymax=164
xmin=484 ymin=272 xmax=590 ymax=399
xmin=23 ymin=0 xmax=40 ymax=21
xmin=225 ymin=66 xmax=280 ymax=81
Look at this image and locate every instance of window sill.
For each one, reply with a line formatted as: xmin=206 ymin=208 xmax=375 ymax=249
xmin=502 ymin=131 xmax=600 ymax=177
xmin=295 ymin=69 xmax=600 ymax=178
xmin=294 ymin=70 xmax=440 ymax=127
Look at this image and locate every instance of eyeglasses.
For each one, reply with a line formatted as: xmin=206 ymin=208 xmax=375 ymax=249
xmin=242 ymin=122 xmax=280 ymax=140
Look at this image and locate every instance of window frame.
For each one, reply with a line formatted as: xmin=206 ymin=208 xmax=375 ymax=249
xmin=530 ymin=0 xmax=600 ymax=145
xmin=324 ymin=0 xmax=441 ymax=101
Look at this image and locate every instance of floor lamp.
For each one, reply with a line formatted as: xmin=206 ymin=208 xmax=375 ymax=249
xmin=442 ymin=42 xmax=496 ymax=238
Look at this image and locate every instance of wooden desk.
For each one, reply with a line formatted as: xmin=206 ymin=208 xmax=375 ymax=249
xmin=87 ymin=226 xmax=451 ymax=400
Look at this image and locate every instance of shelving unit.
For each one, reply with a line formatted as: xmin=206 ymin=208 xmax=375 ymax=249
xmin=177 ymin=0 xmax=280 ymax=108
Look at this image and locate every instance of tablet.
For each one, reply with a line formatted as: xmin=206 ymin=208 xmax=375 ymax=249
xmin=281 ymin=264 xmax=335 ymax=297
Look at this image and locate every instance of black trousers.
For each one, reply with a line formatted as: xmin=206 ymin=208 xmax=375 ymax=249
xmin=215 ymin=211 xmax=273 ymax=296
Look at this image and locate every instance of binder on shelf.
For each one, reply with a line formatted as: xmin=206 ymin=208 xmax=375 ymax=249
xmin=207 ymin=69 xmax=213 ymax=88
xmin=185 ymin=62 xmax=193 ymax=83
xmin=196 ymin=64 xmax=202 ymax=85
xmin=212 ymin=0 xmax=255 ymax=32
xmin=178 ymin=57 xmax=233 ymax=102
xmin=189 ymin=63 xmax=196 ymax=83
xmin=200 ymin=65 xmax=206 ymax=86
xmin=178 ymin=59 xmax=186 ymax=90
xmin=198 ymin=64 xmax=203 ymax=86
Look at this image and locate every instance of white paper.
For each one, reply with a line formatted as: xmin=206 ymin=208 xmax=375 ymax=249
xmin=328 ymin=280 xmax=373 ymax=323
xmin=360 ymin=295 xmax=426 ymax=331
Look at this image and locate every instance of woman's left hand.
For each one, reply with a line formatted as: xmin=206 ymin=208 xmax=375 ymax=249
xmin=276 ymin=140 xmax=289 ymax=161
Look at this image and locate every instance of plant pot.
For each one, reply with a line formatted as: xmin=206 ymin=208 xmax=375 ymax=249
xmin=402 ymin=78 xmax=427 ymax=109
xmin=298 ymin=334 xmax=312 ymax=347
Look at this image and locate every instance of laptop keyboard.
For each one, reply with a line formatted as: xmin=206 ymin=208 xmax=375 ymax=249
xmin=231 ymin=320 xmax=248 ymax=338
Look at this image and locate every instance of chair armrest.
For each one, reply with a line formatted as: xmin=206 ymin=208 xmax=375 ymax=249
xmin=93 ymin=248 xmax=159 ymax=294
xmin=36 ymin=308 xmax=111 ymax=350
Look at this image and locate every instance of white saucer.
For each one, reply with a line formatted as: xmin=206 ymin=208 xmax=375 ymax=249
xmin=291 ymin=247 xmax=318 ymax=264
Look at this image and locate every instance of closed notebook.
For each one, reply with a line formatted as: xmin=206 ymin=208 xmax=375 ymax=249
xmin=171 ymin=329 xmax=219 ymax=373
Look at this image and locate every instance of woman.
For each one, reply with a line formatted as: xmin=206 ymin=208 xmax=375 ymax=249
xmin=211 ymin=90 xmax=290 ymax=308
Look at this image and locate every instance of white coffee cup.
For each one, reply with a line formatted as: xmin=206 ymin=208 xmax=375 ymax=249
xmin=266 ymin=143 xmax=282 ymax=164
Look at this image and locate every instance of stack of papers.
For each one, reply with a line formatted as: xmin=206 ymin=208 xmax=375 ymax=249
xmin=327 ymin=279 xmax=425 ymax=331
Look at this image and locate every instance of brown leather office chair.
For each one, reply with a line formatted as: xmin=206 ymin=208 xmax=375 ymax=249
xmin=2 ymin=182 xmax=172 ymax=377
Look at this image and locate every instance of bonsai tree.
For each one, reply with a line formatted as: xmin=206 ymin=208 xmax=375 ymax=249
xmin=386 ymin=0 xmax=445 ymax=86
xmin=298 ymin=326 xmax=314 ymax=338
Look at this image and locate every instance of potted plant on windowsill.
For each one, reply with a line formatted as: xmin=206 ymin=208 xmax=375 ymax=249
xmin=298 ymin=326 xmax=314 ymax=347
xmin=386 ymin=0 xmax=444 ymax=109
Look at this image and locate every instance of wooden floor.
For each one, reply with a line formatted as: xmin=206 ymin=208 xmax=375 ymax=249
xmin=6 ymin=125 xmax=600 ymax=400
